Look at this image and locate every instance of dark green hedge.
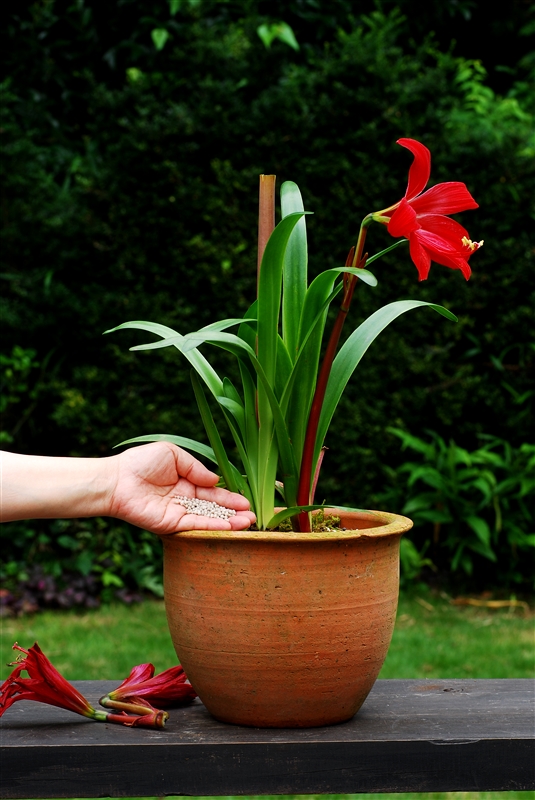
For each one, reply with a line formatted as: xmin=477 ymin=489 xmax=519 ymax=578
xmin=1 ymin=0 xmax=533 ymax=592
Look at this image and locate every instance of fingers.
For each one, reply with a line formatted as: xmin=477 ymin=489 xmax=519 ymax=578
xmin=169 ymin=445 xmax=253 ymax=516
xmin=196 ymin=485 xmax=252 ymax=511
xmin=173 ymin=511 xmax=255 ymax=532
xmin=229 ymin=511 xmax=257 ymax=530
xmin=174 ymin=447 xmax=219 ymax=488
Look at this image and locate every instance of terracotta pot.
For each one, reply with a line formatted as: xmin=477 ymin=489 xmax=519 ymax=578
xmin=161 ymin=509 xmax=412 ymax=728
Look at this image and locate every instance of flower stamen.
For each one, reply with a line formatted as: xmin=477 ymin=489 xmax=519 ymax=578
xmin=462 ymin=236 xmax=484 ymax=251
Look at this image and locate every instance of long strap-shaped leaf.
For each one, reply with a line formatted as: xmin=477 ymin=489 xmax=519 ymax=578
xmin=257 ymin=211 xmax=310 ymax=523
xmin=284 ymin=266 xmax=377 ymax=461
xmin=138 ymin=329 xmax=300 ymax=514
xmin=114 ymin=433 xmax=218 ymax=462
xmin=106 ymin=320 xmax=224 ymax=398
xmin=116 ymin=431 xmax=251 ymax=507
xmin=190 ymin=371 xmax=251 ymax=499
xmin=314 ymin=300 xmax=457 ymax=464
xmin=257 ymin=211 xmax=309 ymax=386
xmin=281 ymin=182 xmax=308 ymax=361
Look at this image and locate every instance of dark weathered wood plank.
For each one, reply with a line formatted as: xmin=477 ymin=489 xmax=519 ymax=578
xmin=1 ymin=679 xmax=533 ymax=797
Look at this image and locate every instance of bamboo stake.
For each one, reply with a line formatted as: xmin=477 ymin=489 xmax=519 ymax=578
xmin=257 ymin=174 xmax=276 ymax=284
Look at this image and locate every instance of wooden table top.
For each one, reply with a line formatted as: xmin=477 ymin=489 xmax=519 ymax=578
xmin=1 ymin=679 xmax=534 ymax=797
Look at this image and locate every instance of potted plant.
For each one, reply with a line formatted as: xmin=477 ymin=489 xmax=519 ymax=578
xmin=108 ymin=139 xmax=481 ymax=727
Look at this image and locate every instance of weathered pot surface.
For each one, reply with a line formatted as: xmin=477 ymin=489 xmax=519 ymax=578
xmin=161 ymin=509 xmax=413 ymax=727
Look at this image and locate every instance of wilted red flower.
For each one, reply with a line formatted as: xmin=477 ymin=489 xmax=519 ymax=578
xmin=377 ymin=138 xmax=482 ymax=281
xmin=0 ymin=643 xmax=168 ymax=729
xmin=102 ymin=662 xmax=197 ymax=708
xmin=0 ymin=643 xmax=94 ymax=718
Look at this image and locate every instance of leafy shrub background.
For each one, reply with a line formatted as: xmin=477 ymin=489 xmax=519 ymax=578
xmin=379 ymin=432 xmax=535 ymax=590
xmin=1 ymin=0 xmax=533 ymax=603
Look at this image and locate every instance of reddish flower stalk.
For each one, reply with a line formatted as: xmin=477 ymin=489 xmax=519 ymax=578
xmin=100 ymin=662 xmax=197 ymax=709
xmin=0 ymin=643 xmax=168 ymax=729
xmin=296 ymin=241 xmax=368 ymax=531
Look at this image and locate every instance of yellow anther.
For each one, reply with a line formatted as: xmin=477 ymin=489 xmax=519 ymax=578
xmin=462 ymin=236 xmax=484 ymax=251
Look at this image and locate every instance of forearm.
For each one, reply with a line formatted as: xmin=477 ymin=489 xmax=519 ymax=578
xmin=0 ymin=451 xmax=118 ymax=522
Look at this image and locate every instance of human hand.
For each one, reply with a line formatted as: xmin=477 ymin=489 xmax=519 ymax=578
xmin=108 ymin=442 xmax=255 ymax=534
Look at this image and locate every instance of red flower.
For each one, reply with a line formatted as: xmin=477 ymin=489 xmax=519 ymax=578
xmin=378 ymin=138 xmax=483 ymax=281
xmin=0 ymin=643 xmax=94 ymax=718
xmin=0 ymin=643 xmax=168 ymax=729
xmin=103 ymin=663 xmax=197 ymax=708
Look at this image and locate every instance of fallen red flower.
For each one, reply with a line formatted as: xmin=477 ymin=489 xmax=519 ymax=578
xmin=376 ymin=138 xmax=482 ymax=280
xmin=0 ymin=643 xmax=95 ymax=718
xmin=0 ymin=643 xmax=168 ymax=729
xmin=102 ymin=662 xmax=197 ymax=708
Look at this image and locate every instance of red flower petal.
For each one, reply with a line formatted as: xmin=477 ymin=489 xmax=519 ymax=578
xmin=412 ymin=230 xmax=472 ymax=279
xmin=113 ymin=663 xmax=155 ymax=693
xmin=397 ymin=138 xmax=431 ymax=200
xmin=415 ymin=213 xmax=470 ymax=245
xmin=410 ymin=182 xmax=479 ymax=216
xmin=108 ymin=664 xmax=197 ymax=708
xmin=408 ymin=233 xmax=432 ymax=281
xmin=387 ymin=198 xmax=420 ymax=238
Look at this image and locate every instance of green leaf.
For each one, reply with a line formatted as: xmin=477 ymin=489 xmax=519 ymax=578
xmin=407 ymin=466 xmax=446 ymax=491
xmin=256 ymin=211 xmax=309 ymax=521
xmin=101 ymin=570 xmax=124 ymax=588
xmin=256 ymin=22 xmax=299 ymax=51
xmin=281 ymin=181 xmax=308 ymax=360
xmin=190 ymin=371 xmax=243 ymax=495
xmin=222 ymin=376 xmax=244 ymax=406
xmin=114 ymin=434 xmax=218 ymax=463
xmin=466 ymin=538 xmax=497 ymax=562
xmin=179 ymin=330 xmax=300 ymax=515
xmin=151 ymin=28 xmax=169 ymax=50
xmin=75 ymin=550 xmax=93 ymax=577
xmin=387 ymin=426 xmax=435 ymax=456
xmin=316 ymin=301 xmax=458 ymax=463
xmin=216 ymin=395 xmax=246 ymax=439
xmin=274 ymin=22 xmax=300 ymax=51
xmin=257 ymin=211 xmax=309 ymax=387
xmin=266 ymin=505 xmax=327 ymax=529
xmin=266 ymin=504 xmax=370 ymax=529
xmin=201 ymin=317 xmax=256 ymax=333
xmin=283 ymin=266 xmax=376 ymax=464
xmin=275 ymin=335 xmax=293 ymax=399
xmin=151 ymin=327 xmax=297 ymax=522
xmin=106 ymin=320 xmax=223 ymax=398
xmin=365 ymin=238 xmax=407 ymax=265
xmin=466 ymin=515 xmax=492 ymax=546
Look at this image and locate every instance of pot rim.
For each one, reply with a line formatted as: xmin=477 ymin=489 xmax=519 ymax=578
xmin=160 ymin=508 xmax=413 ymax=542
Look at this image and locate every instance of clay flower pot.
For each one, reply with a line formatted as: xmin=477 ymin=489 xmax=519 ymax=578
xmin=160 ymin=509 xmax=412 ymax=728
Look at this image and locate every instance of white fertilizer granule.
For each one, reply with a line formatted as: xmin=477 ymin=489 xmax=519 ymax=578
xmin=172 ymin=495 xmax=237 ymax=520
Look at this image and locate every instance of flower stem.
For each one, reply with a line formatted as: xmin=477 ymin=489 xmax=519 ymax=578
xmin=99 ymin=695 xmax=157 ymax=716
xmin=91 ymin=707 xmax=169 ymax=728
xmin=296 ymin=218 xmax=372 ymax=532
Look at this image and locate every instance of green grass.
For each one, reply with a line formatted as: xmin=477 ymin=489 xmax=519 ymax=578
xmin=2 ymin=589 xmax=532 ymax=681
xmin=380 ymin=592 xmax=534 ymax=679
xmin=1 ymin=590 xmax=533 ymax=800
